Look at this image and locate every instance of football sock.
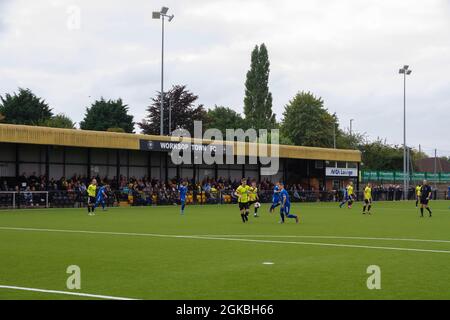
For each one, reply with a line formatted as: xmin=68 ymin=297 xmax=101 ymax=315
xmin=368 ymin=205 xmax=372 ymax=212
xmin=241 ymin=213 xmax=246 ymax=223
xmin=427 ymin=208 xmax=432 ymax=216
xmin=420 ymin=208 xmax=424 ymax=217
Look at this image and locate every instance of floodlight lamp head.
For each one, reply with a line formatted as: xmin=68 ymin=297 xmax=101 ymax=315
xmin=407 ymin=70 xmax=412 ymax=75
xmin=399 ymin=69 xmax=405 ymax=74
xmin=161 ymin=7 xmax=169 ymax=15
xmin=403 ymin=65 xmax=409 ymax=70
xmin=152 ymin=12 xmax=161 ymax=19
xmin=168 ymin=14 xmax=175 ymax=22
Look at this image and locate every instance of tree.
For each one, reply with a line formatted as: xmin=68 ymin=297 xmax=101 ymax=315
xmin=280 ymin=91 xmax=337 ymax=148
xmin=359 ymin=140 xmax=404 ymax=171
xmin=244 ymin=44 xmax=276 ymax=131
xmin=279 ymin=131 xmax=295 ymax=146
xmin=43 ymin=114 xmax=76 ymax=129
xmin=139 ymin=85 xmax=208 ymax=136
xmin=80 ymin=98 xmax=134 ymax=133
xmin=0 ymin=88 xmax=53 ymax=125
xmin=411 ymin=150 xmax=428 ymax=166
xmin=356 ymin=139 xmax=427 ymax=171
xmin=336 ymin=129 xmax=366 ymax=150
xmin=205 ymin=106 xmax=246 ymax=136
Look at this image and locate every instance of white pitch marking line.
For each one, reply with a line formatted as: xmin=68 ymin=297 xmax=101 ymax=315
xmin=3 ymin=226 xmax=450 ymax=244
xmin=1 ymin=226 xmax=450 ymax=254
xmin=262 ymin=262 xmax=274 ymax=265
xmin=0 ymin=285 xmax=139 ymax=300
xmin=193 ymin=235 xmax=450 ymax=244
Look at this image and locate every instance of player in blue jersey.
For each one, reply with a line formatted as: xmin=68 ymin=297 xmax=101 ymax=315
xmin=279 ymin=183 xmax=299 ymax=224
xmin=94 ymin=184 xmax=109 ymax=211
xmin=339 ymin=186 xmax=349 ymax=208
xmin=269 ymin=182 xmax=281 ymax=213
xmin=178 ymin=181 xmax=188 ymax=215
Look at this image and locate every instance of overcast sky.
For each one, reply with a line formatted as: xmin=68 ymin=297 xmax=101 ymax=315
xmin=0 ymin=0 xmax=449 ymax=156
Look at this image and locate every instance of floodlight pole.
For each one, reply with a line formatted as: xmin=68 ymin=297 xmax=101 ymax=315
xmin=160 ymin=15 xmax=165 ymax=136
xmin=403 ymin=70 xmax=407 ymax=200
xmin=403 ymin=72 xmax=408 ymax=200
xmin=434 ymin=148 xmax=437 ymax=189
xmin=169 ymin=96 xmax=172 ymax=135
xmin=153 ymin=7 xmax=174 ymax=136
xmin=400 ymin=65 xmax=412 ymax=200
xmin=333 ymin=123 xmax=336 ymax=149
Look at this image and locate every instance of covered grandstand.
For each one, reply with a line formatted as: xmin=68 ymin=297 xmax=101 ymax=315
xmin=0 ymin=124 xmax=362 ymax=208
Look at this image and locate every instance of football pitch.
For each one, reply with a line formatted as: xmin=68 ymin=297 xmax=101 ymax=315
xmin=0 ymin=201 xmax=449 ymax=300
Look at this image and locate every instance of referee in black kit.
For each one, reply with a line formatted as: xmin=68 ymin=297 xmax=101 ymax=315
xmin=419 ymin=180 xmax=433 ymax=218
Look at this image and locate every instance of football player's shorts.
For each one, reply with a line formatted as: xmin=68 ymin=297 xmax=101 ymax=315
xmin=281 ymin=204 xmax=291 ymax=215
xmin=239 ymin=202 xmax=250 ymax=210
xmin=88 ymin=196 xmax=96 ymax=205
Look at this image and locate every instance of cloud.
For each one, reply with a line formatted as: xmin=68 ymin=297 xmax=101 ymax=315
xmin=0 ymin=0 xmax=13 ymax=34
xmin=0 ymin=0 xmax=449 ymax=155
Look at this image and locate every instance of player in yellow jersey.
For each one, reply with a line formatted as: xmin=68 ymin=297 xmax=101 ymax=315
xmin=363 ymin=183 xmax=372 ymax=215
xmin=87 ymin=179 xmax=97 ymax=215
xmin=248 ymin=181 xmax=260 ymax=218
xmin=347 ymin=181 xmax=355 ymax=209
xmin=415 ymin=184 xmax=422 ymax=208
xmin=235 ymin=178 xmax=251 ymax=223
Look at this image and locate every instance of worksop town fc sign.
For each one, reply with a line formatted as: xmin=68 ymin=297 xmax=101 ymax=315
xmin=140 ymin=140 xmax=231 ymax=154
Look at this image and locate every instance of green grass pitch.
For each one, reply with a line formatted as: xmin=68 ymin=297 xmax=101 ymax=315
xmin=0 ymin=201 xmax=449 ymax=300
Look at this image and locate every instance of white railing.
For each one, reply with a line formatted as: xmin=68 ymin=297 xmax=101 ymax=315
xmin=0 ymin=191 xmax=49 ymax=209
xmin=0 ymin=191 xmax=16 ymax=208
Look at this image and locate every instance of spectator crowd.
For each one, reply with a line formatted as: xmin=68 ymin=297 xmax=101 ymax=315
xmin=0 ymin=173 xmax=444 ymax=208
xmin=0 ymin=173 xmax=319 ymax=207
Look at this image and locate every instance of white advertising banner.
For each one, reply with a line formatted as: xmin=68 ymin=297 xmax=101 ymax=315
xmin=326 ymin=167 xmax=358 ymax=177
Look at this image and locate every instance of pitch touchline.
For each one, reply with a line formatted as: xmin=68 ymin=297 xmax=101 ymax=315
xmin=300 ymin=205 xmax=448 ymax=212
xmin=0 ymin=285 xmax=139 ymax=300
xmin=1 ymin=226 xmax=450 ymax=254
xmin=194 ymin=235 xmax=450 ymax=244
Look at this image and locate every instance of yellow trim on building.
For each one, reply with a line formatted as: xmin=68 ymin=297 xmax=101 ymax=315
xmin=0 ymin=124 xmax=361 ymax=162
